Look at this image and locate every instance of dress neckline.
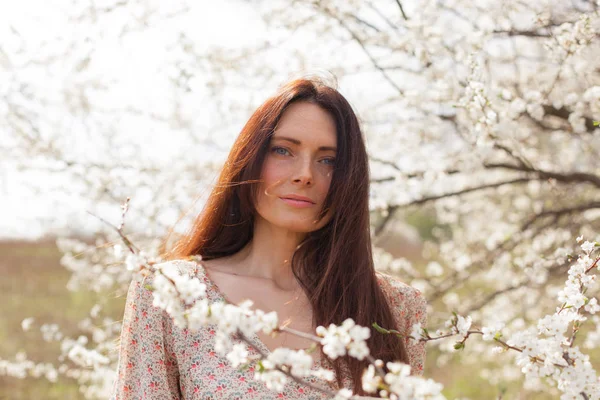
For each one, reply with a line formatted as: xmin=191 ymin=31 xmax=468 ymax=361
xmin=190 ymin=259 xmax=325 ymax=374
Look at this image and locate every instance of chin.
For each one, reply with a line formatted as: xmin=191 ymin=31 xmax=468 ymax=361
xmin=258 ymin=213 xmax=316 ymax=233
xmin=275 ymin=220 xmax=318 ymax=233
xmin=276 ymin=214 xmax=333 ymax=233
xmin=256 ymin=206 xmax=331 ymax=233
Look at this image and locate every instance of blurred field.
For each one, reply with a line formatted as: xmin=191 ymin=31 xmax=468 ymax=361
xmin=0 ymin=239 xmax=125 ymax=400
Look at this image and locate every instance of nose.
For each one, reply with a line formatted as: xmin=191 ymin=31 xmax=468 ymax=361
xmin=292 ymin=157 xmax=313 ymax=186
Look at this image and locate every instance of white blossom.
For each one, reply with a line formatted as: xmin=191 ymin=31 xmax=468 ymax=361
xmin=316 ymin=318 xmax=370 ymax=360
xmin=584 ymin=298 xmax=600 ymax=314
xmin=456 ymin=315 xmax=472 ymax=338
xmin=21 ymin=318 xmax=35 ymax=332
xmin=581 ymin=241 xmax=596 ymax=254
xmin=225 ymin=343 xmax=249 ymax=368
xmin=361 ymin=364 xmax=382 ymax=394
xmin=481 ymin=322 xmax=504 ymax=341
xmin=125 ymin=252 xmax=149 ymax=272
xmin=254 ymin=369 xmax=288 ymax=392
xmin=425 ymin=261 xmax=444 ymax=277
xmin=333 ymin=388 xmax=353 ymax=399
xmin=409 ymin=322 xmax=425 ymax=344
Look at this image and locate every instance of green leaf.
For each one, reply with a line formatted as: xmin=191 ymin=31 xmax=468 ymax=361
xmin=454 ymin=342 xmax=465 ymax=350
xmin=494 ymin=332 xmax=503 ymax=340
xmin=372 ymin=322 xmax=390 ymax=334
xmin=593 ymin=121 xmax=599 ymax=126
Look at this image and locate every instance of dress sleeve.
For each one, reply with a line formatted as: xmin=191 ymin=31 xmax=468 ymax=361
xmin=402 ymin=287 xmax=427 ymax=376
xmin=379 ymin=274 xmax=428 ymax=376
xmin=110 ymin=278 xmax=182 ymax=400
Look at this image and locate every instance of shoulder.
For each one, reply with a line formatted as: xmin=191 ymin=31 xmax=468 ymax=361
xmin=375 ymin=272 xmax=428 ymax=325
xmin=128 ymin=259 xmax=198 ymax=300
xmin=133 ymin=258 xmax=202 ymax=288
xmin=153 ymin=258 xmax=200 ymax=277
xmin=376 ymin=271 xmax=425 ymax=303
xmin=127 ymin=258 xmax=203 ymax=326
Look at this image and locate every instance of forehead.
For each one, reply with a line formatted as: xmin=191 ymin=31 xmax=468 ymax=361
xmin=273 ymin=101 xmax=337 ymax=146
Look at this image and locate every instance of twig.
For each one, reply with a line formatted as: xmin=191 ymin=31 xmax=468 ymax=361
xmin=521 ymin=202 xmax=600 ymax=232
xmin=86 ymin=198 xmax=139 ymax=254
xmin=316 ymin=5 xmax=404 ymax=95
xmin=234 ymin=330 xmax=338 ymax=397
xmin=394 ymin=0 xmax=408 ymax=20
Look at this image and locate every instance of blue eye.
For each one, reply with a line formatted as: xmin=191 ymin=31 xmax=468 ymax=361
xmin=272 ymin=146 xmax=290 ymax=156
xmin=321 ymin=158 xmax=336 ymax=166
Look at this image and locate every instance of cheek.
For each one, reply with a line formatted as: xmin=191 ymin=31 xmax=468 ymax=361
xmin=256 ymin=158 xmax=288 ymax=208
xmin=323 ymin=171 xmax=333 ymax=190
xmin=260 ymin=158 xmax=287 ymax=188
xmin=315 ymin=170 xmax=333 ymax=201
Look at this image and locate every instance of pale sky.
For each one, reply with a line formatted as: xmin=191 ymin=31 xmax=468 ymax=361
xmin=0 ymin=0 xmax=271 ymax=240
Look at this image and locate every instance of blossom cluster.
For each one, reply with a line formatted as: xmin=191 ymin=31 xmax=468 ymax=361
xmin=361 ymin=361 xmax=444 ymax=400
xmin=317 ymin=318 xmax=372 ymax=360
xmin=504 ymin=240 xmax=600 ymax=398
xmin=253 ymin=347 xmax=332 ymax=391
xmin=403 ymin=239 xmax=600 ymax=399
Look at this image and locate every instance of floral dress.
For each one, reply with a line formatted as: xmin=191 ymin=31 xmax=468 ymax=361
xmin=109 ymin=259 xmax=427 ymax=399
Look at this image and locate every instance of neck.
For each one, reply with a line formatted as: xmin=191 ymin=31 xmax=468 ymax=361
xmin=233 ymin=215 xmax=307 ymax=291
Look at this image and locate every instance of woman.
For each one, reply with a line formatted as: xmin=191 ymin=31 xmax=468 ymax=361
xmin=111 ymin=76 xmax=427 ymax=399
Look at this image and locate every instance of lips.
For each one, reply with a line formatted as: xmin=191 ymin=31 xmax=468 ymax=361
xmin=280 ymin=195 xmax=315 ymax=204
xmin=279 ymin=195 xmax=316 ymax=208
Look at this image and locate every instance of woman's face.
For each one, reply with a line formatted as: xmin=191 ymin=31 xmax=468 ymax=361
xmin=255 ymin=101 xmax=337 ymax=233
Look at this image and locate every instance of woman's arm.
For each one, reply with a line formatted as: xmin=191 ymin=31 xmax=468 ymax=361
xmin=110 ymin=277 xmax=182 ymax=400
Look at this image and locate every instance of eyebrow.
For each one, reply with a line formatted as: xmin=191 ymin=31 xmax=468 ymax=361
xmin=272 ymin=136 xmax=337 ymax=152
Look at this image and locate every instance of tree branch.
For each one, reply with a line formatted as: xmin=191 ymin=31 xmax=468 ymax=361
xmin=234 ymin=330 xmax=337 ymax=397
xmin=373 ymin=177 xmax=531 ymax=236
xmin=521 ymin=201 xmax=600 ymax=232
xmin=398 ymin=177 xmax=533 ymax=207
xmin=316 ymin=5 xmax=404 ymax=95
xmin=493 ymin=29 xmax=551 ymax=38
xmin=373 ymin=177 xmax=534 ymax=236
xmin=542 ymin=105 xmax=597 ymax=133
xmin=394 ymin=0 xmax=408 ymax=20
xmin=483 ymin=162 xmax=600 ymax=189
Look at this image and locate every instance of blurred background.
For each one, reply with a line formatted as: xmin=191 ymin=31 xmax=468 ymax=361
xmin=1 ymin=0 xmax=599 ymax=398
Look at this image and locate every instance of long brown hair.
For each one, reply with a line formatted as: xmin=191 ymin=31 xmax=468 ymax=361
xmin=160 ymin=76 xmax=409 ymax=395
